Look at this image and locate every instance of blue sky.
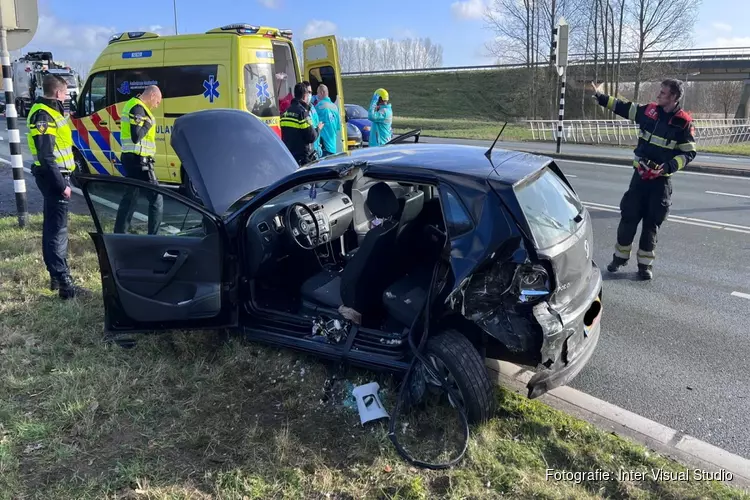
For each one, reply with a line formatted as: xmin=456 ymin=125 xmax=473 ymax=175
xmin=18 ymin=0 xmax=750 ymax=73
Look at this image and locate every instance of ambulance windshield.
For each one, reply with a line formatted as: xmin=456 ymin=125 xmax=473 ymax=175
xmin=244 ymin=63 xmax=279 ymax=118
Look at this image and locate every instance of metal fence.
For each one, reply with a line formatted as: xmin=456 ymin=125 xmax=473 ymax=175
xmin=528 ymin=119 xmax=750 ymax=146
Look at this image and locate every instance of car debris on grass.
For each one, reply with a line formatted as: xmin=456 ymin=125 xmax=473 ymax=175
xmin=1 ymin=214 xmax=748 ymax=500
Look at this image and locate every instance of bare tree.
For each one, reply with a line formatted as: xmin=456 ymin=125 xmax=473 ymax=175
xmin=627 ymin=0 xmax=701 ymax=101
xmin=336 ymin=37 xmax=443 ymax=73
xmin=712 ymin=81 xmax=743 ymax=118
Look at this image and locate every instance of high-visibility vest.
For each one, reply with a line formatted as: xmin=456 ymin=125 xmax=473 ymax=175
xmin=27 ymin=102 xmax=75 ymax=174
xmin=121 ymin=97 xmax=157 ymax=157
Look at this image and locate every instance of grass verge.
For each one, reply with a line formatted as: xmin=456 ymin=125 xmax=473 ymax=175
xmin=1 ymin=214 xmax=748 ymax=499
xmin=699 ymin=143 xmax=750 ymax=156
xmin=392 ymin=117 xmax=533 ymax=142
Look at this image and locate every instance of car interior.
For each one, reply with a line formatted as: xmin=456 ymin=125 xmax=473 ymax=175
xmin=244 ymin=176 xmax=452 ymax=334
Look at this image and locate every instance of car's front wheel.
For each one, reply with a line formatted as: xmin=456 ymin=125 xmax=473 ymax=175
xmin=422 ymin=329 xmax=496 ymax=424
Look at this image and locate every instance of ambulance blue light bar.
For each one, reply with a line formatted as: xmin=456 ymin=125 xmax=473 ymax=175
xmin=219 ymin=23 xmax=259 ymax=34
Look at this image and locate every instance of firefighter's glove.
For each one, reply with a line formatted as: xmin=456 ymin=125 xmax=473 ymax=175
xmin=640 ymin=164 xmax=664 ymax=180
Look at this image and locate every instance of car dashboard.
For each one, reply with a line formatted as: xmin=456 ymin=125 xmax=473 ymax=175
xmin=247 ymin=186 xmax=355 ymax=272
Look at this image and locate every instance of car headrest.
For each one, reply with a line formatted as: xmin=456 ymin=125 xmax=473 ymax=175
xmin=366 ymin=182 xmax=399 ymax=219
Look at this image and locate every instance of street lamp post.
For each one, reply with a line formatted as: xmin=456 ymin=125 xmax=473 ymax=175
xmin=173 ymin=0 xmax=178 ymax=35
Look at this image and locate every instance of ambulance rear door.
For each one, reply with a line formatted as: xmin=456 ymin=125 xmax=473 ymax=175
xmin=303 ymin=35 xmax=347 ymax=153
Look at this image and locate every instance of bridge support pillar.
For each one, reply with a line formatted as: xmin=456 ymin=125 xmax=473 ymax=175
xmin=735 ymin=79 xmax=750 ymax=120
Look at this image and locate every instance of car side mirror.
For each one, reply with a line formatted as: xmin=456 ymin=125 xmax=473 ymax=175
xmin=68 ymin=98 xmax=78 ymax=116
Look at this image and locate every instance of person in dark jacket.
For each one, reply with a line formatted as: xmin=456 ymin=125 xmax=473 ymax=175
xmin=27 ymin=74 xmax=91 ymax=299
xmin=591 ymin=79 xmax=697 ymax=280
xmin=280 ymin=82 xmax=323 ymax=166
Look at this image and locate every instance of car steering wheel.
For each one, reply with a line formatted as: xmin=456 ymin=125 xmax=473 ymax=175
xmin=285 ymin=202 xmax=320 ymax=250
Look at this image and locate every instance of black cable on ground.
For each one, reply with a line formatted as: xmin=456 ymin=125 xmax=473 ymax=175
xmin=387 ymin=262 xmax=471 ymax=469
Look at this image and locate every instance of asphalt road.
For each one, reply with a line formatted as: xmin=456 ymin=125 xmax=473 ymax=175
xmin=555 ymin=160 xmax=750 ymax=460
xmin=2 ymin=120 xmax=750 ymax=459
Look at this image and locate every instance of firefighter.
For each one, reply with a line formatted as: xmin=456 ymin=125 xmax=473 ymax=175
xmin=27 ymin=74 xmax=91 ymax=299
xmin=113 ymin=85 xmax=163 ymax=235
xmin=591 ymin=79 xmax=697 ymax=280
xmin=368 ymin=88 xmax=393 ymax=147
xmin=280 ymin=82 xmax=324 ymax=166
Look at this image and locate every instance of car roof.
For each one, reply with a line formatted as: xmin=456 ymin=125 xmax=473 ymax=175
xmin=315 ymin=143 xmax=551 ymax=185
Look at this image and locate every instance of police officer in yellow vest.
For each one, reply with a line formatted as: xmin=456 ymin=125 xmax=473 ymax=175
xmin=28 ymin=74 xmax=91 ymax=299
xmin=113 ymin=85 xmax=163 ymax=235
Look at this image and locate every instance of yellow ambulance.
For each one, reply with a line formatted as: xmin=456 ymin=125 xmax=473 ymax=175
xmin=68 ymin=24 xmax=347 ymax=195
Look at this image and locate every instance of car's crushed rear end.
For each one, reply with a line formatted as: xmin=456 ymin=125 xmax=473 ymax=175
xmin=448 ymin=156 xmax=603 ymax=399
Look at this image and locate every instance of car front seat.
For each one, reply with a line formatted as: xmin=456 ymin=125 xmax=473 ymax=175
xmin=300 ymin=182 xmax=401 ymax=322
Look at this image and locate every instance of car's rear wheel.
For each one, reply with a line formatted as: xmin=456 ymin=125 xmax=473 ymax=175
xmin=421 ymin=329 xmax=496 ymax=424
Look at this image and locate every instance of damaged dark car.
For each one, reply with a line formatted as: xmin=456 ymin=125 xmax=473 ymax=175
xmin=77 ymin=109 xmax=603 ymax=425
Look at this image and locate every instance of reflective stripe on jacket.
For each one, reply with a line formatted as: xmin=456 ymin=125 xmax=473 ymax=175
xmin=27 ymin=102 xmax=75 ymax=173
xmin=121 ymin=97 xmax=157 ymax=157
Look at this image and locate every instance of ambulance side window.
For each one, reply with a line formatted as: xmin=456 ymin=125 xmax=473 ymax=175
xmin=113 ymin=68 xmax=163 ymax=103
xmin=80 ymin=72 xmax=110 ymax=117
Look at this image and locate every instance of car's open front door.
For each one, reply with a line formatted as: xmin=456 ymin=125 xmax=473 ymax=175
xmin=78 ymin=175 xmax=237 ymax=333
xmin=303 ymin=35 xmax=347 ymax=154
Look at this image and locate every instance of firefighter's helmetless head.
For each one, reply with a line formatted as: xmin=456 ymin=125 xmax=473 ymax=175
xmin=657 ymin=79 xmax=683 ymax=110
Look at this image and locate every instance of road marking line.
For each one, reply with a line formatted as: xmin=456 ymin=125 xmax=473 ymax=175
xmin=582 ymin=201 xmax=750 ymax=232
xmin=706 ymin=190 xmax=750 ymax=200
xmin=731 ymin=291 xmax=750 ymax=300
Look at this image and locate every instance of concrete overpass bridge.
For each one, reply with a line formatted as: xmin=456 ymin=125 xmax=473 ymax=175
xmin=342 ymin=46 xmax=750 ymax=117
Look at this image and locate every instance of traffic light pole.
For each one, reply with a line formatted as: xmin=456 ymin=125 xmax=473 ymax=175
xmin=1 ymin=27 xmax=27 ymax=227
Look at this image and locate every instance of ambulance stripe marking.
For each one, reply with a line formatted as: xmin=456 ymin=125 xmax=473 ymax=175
xmin=91 ymin=113 xmax=111 ymax=145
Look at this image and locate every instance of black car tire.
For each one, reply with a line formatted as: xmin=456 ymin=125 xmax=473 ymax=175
xmin=424 ymin=329 xmax=496 ymax=424
xmin=70 ymin=151 xmax=90 ymax=189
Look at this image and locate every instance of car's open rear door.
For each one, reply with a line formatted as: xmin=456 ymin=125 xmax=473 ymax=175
xmin=303 ymin=35 xmax=347 ymax=154
xmin=78 ymin=175 xmax=237 ymax=333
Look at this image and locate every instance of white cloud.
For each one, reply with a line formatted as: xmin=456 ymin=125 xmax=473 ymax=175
xmin=451 ymin=0 xmax=486 ymax=20
xmin=711 ymin=22 xmax=733 ymax=33
xmin=712 ymin=36 xmax=750 ymax=48
xmin=302 ymin=20 xmax=337 ymax=39
xmin=258 ymin=0 xmax=280 ymax=8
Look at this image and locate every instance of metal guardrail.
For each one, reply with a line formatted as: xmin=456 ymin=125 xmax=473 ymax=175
xmin=528 ymin=119 xmax=750 ymax=146
xmin=342 ymin=47 xmax=750 ymax=77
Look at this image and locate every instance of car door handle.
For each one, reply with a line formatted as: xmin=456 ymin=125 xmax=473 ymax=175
xmin=99 ymin=120 xmax=108 ymax=126
xmin=163 ymin=250 xmax=179 ymax=260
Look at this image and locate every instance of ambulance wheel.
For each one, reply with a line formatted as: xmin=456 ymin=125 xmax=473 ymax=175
xmin=70 ymin=151 xmax=90 ymax=188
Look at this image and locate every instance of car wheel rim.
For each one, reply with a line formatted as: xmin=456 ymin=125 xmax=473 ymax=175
xmin=426 ymin=354 xmax=465 ymax=410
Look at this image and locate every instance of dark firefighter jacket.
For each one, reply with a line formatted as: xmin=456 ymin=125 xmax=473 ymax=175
xmin=280 ymin=98 xmax=319 ymax=165
xmin=596 ymin=93 xmax=697 ymax=175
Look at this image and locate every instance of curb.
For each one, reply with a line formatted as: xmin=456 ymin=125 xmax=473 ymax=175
xmin=485 ymin=359 xmax=750 ymax=491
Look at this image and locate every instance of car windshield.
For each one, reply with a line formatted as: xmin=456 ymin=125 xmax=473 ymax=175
xmin=514 ymin=167 xmax=583 ymax=249
xmin=346 ymin=104 xmax=368 ymax=119
xmin=244 ymin=63 xmax=279 ymax=118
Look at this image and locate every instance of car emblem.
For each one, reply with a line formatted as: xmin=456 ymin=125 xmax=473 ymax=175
xmin=584 ymin=239 xmax=590 ymax=260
